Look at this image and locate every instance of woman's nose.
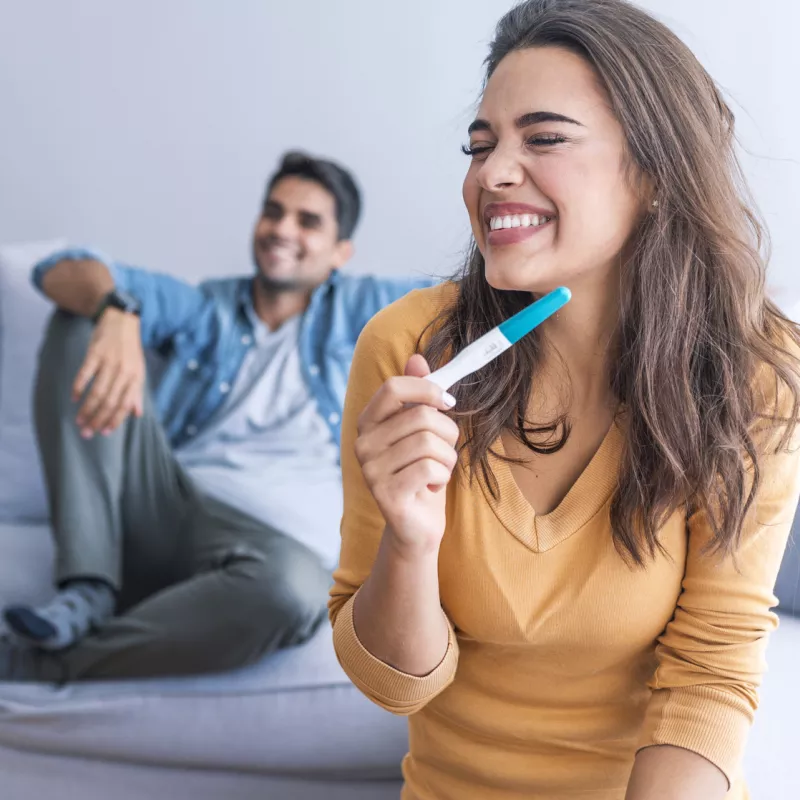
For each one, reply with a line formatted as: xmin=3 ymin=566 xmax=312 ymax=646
xmin=476 ymin=146 xmax=525 ymax=192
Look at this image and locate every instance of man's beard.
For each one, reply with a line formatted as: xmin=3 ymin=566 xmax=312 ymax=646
xmin=255 ymin=270 xmax=308 ymax=294
xmin=253 ymin=244 xmax=309 ymax=294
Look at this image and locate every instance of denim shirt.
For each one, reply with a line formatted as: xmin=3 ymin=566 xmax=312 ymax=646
xmin=33 ymin=248 xmax=437 ymax=450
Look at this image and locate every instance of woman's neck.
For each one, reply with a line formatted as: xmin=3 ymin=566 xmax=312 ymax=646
xmin=537 ymin=273 xmax=620 ymax=410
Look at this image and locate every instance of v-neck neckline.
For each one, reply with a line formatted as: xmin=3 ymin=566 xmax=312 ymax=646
xmin=477 ymin=420 xmax=624 ymax=553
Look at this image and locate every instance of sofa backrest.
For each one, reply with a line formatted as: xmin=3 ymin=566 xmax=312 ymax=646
xmin=0 ymin=240 xmax=65 ymax=521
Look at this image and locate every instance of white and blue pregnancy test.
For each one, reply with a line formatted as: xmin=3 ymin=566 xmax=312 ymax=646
xmin=425 ymin=286 xmax=572 ymax=392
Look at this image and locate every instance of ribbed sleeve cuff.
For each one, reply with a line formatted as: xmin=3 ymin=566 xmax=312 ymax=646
xmin=332 ymin=593 xmax=459 ymax=716
xmin=637 ymin=686 xmax=754 ymax=787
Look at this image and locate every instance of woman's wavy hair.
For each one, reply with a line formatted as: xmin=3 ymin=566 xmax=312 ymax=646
xmin=423 ymin=0 xmax=800 ymax=565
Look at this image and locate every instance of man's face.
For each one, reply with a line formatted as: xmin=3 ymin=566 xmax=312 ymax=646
xmin=253 ymin=176 xmax=353 ymax=292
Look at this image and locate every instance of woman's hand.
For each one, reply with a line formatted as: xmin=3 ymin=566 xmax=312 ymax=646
xmin=355 ymin=354 xmax=459 ymax=559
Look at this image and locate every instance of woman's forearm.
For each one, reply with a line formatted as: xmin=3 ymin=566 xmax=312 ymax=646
xmin=625 ymin=745 xmax=728 ymax=800
xmin=352 ymin=528 xmax=450 ymax=677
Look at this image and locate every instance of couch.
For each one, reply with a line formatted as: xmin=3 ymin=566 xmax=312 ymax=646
xmin=0 ymin=241 xmax=408 ymax=799
xmin=0 ymin=241 xmax=798 ymax=799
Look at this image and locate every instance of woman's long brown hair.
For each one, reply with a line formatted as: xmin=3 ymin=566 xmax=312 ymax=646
xmin=423 ymin=0 xmax=800 ymax=565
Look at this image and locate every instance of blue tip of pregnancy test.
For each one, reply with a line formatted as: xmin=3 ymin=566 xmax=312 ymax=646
xmin=498 ymin=286 xmax=571 ymax=345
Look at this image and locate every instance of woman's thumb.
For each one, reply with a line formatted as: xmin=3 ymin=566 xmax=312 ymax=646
xmin=404 ymin=353 xmax=431 ymax=378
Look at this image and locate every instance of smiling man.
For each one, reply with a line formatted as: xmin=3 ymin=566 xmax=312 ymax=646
xmin=1 ymin=151 xmax=435 ymax=682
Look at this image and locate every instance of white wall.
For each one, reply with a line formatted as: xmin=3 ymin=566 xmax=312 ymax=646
xmin=636 ymin=0 xmax=800 ymax=310
xmin=1 ymin=0 xmax=797 ymax=303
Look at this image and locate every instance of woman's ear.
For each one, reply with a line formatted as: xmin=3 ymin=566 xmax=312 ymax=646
xmin=640 ymin=173 xmax=658 ymax=213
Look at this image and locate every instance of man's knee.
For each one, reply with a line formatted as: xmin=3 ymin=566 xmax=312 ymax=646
xmin=226 ymin=551 xmax=330 ymax=638
xmin=271 ymin=554 xmax=330 ymax=626
xmin=39 ymin=310 xmax=94 ymax=376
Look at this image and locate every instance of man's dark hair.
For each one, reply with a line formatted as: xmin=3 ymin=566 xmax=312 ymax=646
xmin=266 ymin=151 xmax=362 ymax=241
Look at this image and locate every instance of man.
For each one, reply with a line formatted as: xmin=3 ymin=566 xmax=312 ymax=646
xmin=1 ymin=151 xmax=434 ymax=682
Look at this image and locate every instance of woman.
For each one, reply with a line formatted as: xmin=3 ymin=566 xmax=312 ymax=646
xmin=329 ymin=1 xmax=800 ymax=798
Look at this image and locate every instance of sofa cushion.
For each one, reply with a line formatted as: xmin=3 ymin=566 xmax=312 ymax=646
xmin=0 ymin=748 xmax=404 ymax=800
xmin=775 ymin=507 xmax=800 ymax=616
xmin=0 ymin=521 xmax=407 ymax=776
xmin=0 ymin=633 xmax=408 ymax=778
xmin=0 ymin=240 xmax=64 ymax=521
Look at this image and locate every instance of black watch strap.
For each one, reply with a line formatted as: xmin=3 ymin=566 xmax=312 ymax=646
xmin=93 ymin=289 xmax=142 ymax=323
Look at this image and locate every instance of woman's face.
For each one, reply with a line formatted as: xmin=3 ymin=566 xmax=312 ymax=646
xmin=462 ymin=46 xmax=648 ymax=295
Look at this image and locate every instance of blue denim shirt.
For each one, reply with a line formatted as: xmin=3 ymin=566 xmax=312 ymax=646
xmin=33 ymin=248 xmax=437 ymax=450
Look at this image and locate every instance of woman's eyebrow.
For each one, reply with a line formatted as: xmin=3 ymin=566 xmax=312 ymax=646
xmin=467 ymin=110 xmax=584 ymax=135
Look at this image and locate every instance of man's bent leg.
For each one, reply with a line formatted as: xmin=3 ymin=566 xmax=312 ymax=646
xmin=33 ymin=311 xmax=129 ymax=587
xmin=54 ymin=498 xmax=331 ymax=680
xmin=4 ymin=311 xmax=193 ymax=650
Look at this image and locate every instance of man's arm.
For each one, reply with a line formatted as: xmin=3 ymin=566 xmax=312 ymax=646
xmin=33 ymin=247 xmax=208 ymax=349
xmin=37 ymin=256 xmax=115 ymax=317
xmin=32 ymin=248 xmax=208 ymax=436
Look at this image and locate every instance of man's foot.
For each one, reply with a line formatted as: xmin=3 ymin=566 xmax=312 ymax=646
xmin=0 ymin=635 xmax=62 ymax=682
xmin=3 ymin=580 xmax=115 ymax=651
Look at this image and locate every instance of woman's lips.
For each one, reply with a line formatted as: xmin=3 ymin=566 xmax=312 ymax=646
xmin=487 ymin=218 xmax=555 ymax=246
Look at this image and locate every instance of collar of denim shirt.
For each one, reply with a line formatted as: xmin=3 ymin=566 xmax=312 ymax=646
xmin=235 ymin=270 xmax=341 ymax=342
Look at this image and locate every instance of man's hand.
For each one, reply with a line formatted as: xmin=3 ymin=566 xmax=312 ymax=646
xmin=73 ymin=308 xmax=146 ymax=437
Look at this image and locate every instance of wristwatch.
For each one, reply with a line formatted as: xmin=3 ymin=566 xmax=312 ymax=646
xmin=93 ymin=288 xmax=142 ymax=323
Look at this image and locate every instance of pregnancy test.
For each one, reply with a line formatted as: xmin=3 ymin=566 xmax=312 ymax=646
xmin=426 ymin=286 xmax=571 ymax=392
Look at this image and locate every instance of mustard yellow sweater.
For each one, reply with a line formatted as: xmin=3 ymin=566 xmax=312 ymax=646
xmin=330 ymin=284 xmax=800 ymax=800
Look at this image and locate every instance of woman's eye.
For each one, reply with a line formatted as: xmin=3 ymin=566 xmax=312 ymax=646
xmin=461 ymin=134 xmax=567 ymax=161
xmin=461 ymin=143 xmax=494 ymax=160
xmin=527 ymin=134 xmax=568 ymax=147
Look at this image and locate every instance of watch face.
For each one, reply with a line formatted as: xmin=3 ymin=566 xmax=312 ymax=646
xmin=117 ymin=290 xmax=139 ymax=308
xmin=109 ymin=289 xmax=141 ymax=313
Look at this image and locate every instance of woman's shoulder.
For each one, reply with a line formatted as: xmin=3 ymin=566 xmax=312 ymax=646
xmin=751 ymin=323 xmax=800 ymax=441
xmin=357 ymin=280 xmax=459 ymax=366
xmin=368 ymin=280 xmax=458 ymax=333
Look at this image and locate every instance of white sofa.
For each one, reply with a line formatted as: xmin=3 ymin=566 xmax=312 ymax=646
xmin=0 ymin=241 xmax=408 ymax=799
xmin=0 ymin=241 xmax=798 ymax=799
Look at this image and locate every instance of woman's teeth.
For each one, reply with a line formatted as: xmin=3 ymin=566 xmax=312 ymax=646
xmin=489 ymin=214 xmax=553 ymax=231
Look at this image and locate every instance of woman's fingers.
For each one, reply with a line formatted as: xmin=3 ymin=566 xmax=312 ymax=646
xmin=383 ymin=458 xmax=454 ymax=501
xmin=404 ymin=353 xmax=432 ymax=379
xmin=358 ymin=374 xmax=455 ymax=434
xmin=355 ymin=403 xmax=459 ymax=466
xmin=361 ymin=430 xmax=458 ymax=492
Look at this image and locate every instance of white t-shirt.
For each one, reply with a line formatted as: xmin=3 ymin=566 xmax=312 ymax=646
xmin=174 ymin=312 xmax=342 ymax=568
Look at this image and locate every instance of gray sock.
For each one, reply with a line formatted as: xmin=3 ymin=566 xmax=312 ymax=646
xmin=4 ymin=580 xmax=115 ymax=651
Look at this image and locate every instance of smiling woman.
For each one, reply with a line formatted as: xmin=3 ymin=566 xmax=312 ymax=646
xmin=460 ymin=48 xmax=645 ymax=298
xmin=329 ymin=1 xmax=800 ymax=799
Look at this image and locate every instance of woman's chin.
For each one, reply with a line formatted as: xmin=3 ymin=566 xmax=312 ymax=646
xmin=483 ymin=262 xmax=556 ymax=295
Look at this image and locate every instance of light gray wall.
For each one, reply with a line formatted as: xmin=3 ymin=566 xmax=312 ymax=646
xmin=1 ymin=1 xmax=797 ymax=305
